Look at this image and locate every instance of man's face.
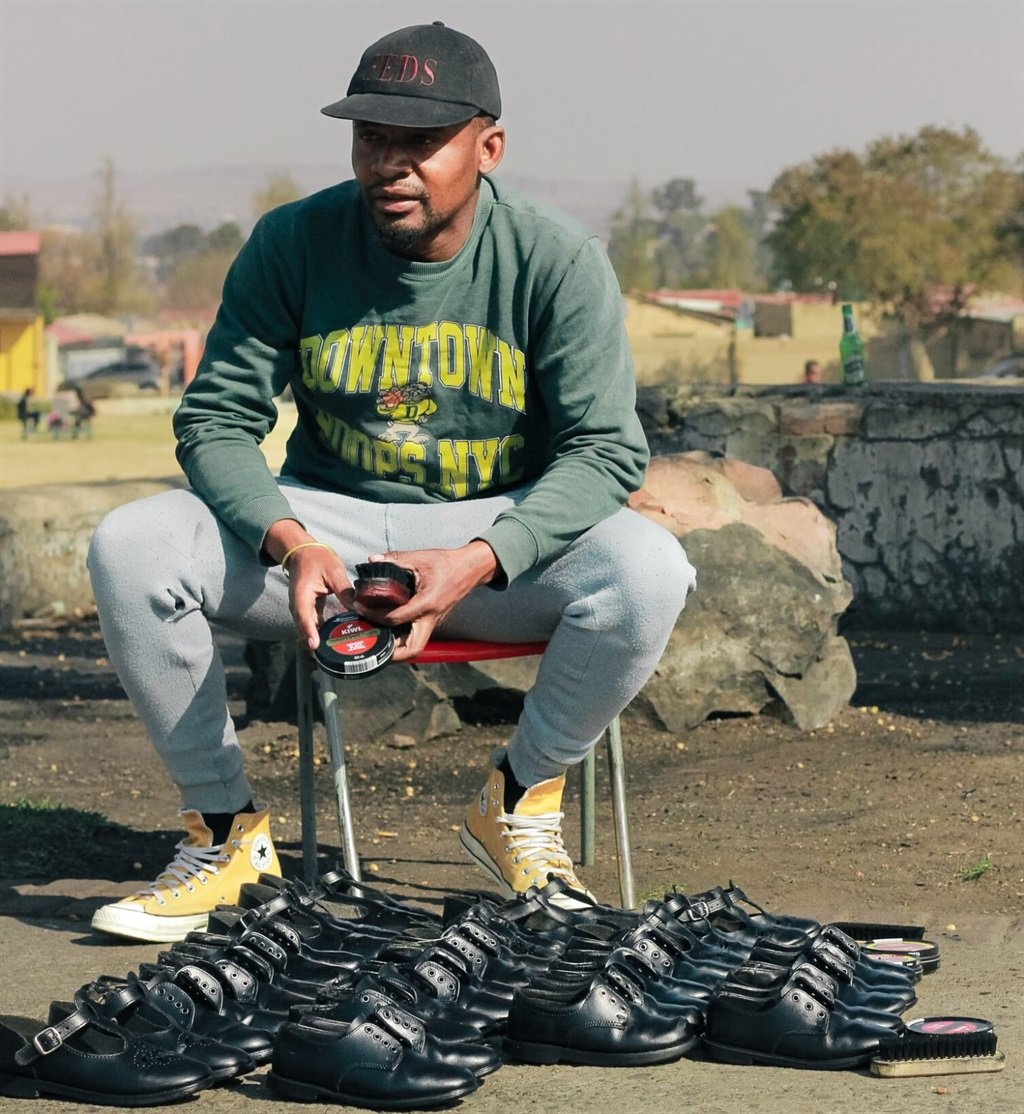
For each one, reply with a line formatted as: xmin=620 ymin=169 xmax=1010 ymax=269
xmin=352 ymin=118 xmax=504 ymax=262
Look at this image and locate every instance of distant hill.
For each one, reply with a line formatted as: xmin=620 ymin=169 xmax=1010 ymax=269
xmin=5 ymin=164 xmax=633 ymax=239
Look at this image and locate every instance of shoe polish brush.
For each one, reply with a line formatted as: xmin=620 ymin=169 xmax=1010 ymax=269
xmin=871 ymin=1017 xmax=1006 ymax=1077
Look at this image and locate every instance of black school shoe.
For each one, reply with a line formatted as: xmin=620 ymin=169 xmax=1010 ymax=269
xmin=0 ymin=998 xmax=213 ymax=1105
xmin=90 ymin=968 xmax=278 ymax=1064
xmin=268 ymin=1010 xmax=479 ymax=1111
xmin=62 ymin=986 xmax=253 ymax=1084
xmin=301 ymin=988 xmax=501 ymax=1078
xmin=703 ymin=968 xmax=894 ymax=1069
xmin=504 ymin=965 xmax=701 ymax=1066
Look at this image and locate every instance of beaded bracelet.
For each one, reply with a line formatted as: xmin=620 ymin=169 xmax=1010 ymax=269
xmin=280 ymin=541 xmax=332 ymax=570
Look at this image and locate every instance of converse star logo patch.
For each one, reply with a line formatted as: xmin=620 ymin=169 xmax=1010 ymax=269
xmin=250 ymin=834 xmax=272 ymax=870
xmin=477 ymin=786 xmax=488 ymax=817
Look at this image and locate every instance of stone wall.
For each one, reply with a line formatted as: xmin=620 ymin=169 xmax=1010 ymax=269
xmin=637 ymin=382 xmax=1024 ymax=632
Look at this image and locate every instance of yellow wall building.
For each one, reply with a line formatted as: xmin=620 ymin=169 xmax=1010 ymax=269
xmin=0 ymin=232 xmax=45 ymax=395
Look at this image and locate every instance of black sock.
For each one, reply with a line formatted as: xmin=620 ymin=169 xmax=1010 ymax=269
xmin=204 ymin=802 xmax=255 ymax=845
xmin=498 ymin=754 xmax=526 ymax=812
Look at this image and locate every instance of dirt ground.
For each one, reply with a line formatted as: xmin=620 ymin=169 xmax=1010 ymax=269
xmin=1 ymin=413 xmax=1021 ymax=1110
xmin=1 ymin=618 xmax=1021 ymax=913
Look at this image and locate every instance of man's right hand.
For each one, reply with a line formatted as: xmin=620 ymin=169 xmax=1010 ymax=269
xmin=263 ymin=520 xmax=353 ymax=650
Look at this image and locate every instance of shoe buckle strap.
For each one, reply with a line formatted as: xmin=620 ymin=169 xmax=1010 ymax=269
xmin=242 ymin=891 xmax=293 ymax=925
xmin=16 ymin=1009 xmax=90 ymax=1066
xmin=104 ymin=984 xmax=143 ymax=1016
xmin=684 ymin=899 xmax=712 ymax=921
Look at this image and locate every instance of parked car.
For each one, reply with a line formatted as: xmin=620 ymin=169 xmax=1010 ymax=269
xmin=979 ymin=354 xmax=1024 ymax=380
xmin=59 ymin=354 xmax=182 ymax=396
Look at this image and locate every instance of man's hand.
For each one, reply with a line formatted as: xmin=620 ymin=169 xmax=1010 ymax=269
xmin=355 ymin=540 xmax=498 ymax=661
xmin=263 ymin=520 xmax=354 ymax=650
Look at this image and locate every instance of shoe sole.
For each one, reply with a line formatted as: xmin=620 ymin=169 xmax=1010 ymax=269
xmin=702 ymin=1037 xmax=874 ymax=1070
xmin=503 ymin=1032 xmax=699 ymax=1067
xmin=458 ymin=825 xmax=516 ymax=898
xmin=90 ymin=905 xmax=210 ymax=943
xmin=0 ymin=1071 xmax=209 ymax=1106
xmin=266 ymin=1070 xmax=478 ymax=1110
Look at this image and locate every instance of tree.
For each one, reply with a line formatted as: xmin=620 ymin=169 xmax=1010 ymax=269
xmin=767 ymin=126 xmax=1021 ymax=328
xmin=606 ymin=178 xmax=658 ymax=293
xmin=91 ymin=157 xmax=150 ymax=315
xmin=0 ymin=193 xmax=32 ymax=231
xmin=651 ymin=177 xmax=707 ymax=288
xmin=252 ymin=172 xmax=302 ymax=221
xmin=705 ymin=205 xmax=758 ymax=290
xmin=205 ymin=221 xmax=244 ymax=255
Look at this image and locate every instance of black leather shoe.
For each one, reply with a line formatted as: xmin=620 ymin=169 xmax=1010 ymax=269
xmin=268 ymin=1011 xmax=479 ymax=1110
xmin=68 ymin=985 xmax=253 ymax=1083
xmin=138 ymin=956 xmax=293 ymax=1035
xmin=725 ymin=962 xmax=909 ymax=1026
xmin=504 ymin=967 xmax=700 ymax=1066
xmin=0 ymin=999 xmax=212 ymax=1105
xmin=703 ymin=968 xmax=893 ymax=1068
xmin=311 ymin=989 xmax=501 ymax=1078
xmin=102 ymin=968 xmax=278 ymax=1063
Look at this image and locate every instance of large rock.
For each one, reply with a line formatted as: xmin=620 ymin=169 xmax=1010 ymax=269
xmin=0 ymin=468 xmax=854 ymax=739
xmin=628 ymin=453 xmax=855 ymax=730
xmin=0 ymin=480 xmax=181 ymax=629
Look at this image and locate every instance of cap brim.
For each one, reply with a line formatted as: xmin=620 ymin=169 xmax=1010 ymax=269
xmin=321 ymin=93 xmax=481 ymax=127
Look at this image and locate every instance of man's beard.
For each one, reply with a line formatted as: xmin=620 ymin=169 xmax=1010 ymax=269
xmin=370 ymin=197 xmax=447 ymax=258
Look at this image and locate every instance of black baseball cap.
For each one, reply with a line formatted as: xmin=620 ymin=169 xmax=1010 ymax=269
xmin=321 ymin=21 xmax=501 ymax=127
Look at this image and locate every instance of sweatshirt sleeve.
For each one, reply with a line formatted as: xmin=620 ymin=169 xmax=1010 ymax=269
xmin=478 ymin=237 xmax=649 ymax=583
xmin=173 ymin=216 xmax=302 ymax=555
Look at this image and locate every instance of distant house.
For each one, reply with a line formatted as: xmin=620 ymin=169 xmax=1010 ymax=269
xmin=0 ymin=231 xmax=45 ymax=395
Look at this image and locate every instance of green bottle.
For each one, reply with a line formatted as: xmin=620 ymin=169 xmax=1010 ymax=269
xmin=839 ymin=303 xmax=866 ymax=386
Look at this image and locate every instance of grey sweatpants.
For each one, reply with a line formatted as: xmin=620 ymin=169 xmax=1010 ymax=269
xmin=87 ymin=479 xmax=696 ymax=814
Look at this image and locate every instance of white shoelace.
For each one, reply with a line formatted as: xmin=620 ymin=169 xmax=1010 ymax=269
xmin=133 ymin=840 xmax=230 ymax=904
xmin=499 ymin=809 xmax=579 ymax=882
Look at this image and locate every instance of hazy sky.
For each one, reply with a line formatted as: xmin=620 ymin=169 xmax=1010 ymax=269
xmin=2 ymin=0 xmax=1022 ymax=198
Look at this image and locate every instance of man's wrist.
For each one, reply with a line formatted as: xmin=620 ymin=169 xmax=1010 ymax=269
xmin=262 ymin=519 xmax=316 ymax=566
xmin=464 ymin=539 xmax=500 ymax=586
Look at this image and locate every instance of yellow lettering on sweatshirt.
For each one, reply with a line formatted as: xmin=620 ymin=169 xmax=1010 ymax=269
xmin=379 ymin=325 xmax=415 ymax=391
xmin=344 ymin=325 xmax=385 ymax=394
xmin=437 ymin=321 xmax=465 ymax=390
xmin=495 ymin=339 xmax=525 ymax=412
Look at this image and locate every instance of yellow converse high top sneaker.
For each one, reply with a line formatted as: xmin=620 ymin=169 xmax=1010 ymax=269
xmin=460 ymin=753 xmax=595 ymax=910
xmin=90 ymin=808 xmax=281 ymax=943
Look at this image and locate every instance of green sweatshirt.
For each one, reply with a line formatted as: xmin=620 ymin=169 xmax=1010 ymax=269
xmin=174 ymin=176 xmax=648 ymax=583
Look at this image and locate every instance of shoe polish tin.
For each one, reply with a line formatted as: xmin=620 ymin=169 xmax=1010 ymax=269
xmin=315 ymin=611 xmax=394 ymax=678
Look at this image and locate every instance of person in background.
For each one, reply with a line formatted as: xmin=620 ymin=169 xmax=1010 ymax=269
xmin=72 ymin=386 xmax=96 ymax=438
xmin=17 ymin=388 xmax=40 ymax=436
xmin=803 ymin=359 xmax=823 ymax=384
xmin=85 ymin=21 xmax=696 ymax=943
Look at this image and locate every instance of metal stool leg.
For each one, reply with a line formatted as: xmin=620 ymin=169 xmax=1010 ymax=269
xmin=295 ymin=649 xmax=318 ymax=885
xmin=605 ymin=714 xmax=635 ymax=908
xmin=580 ymin=747 xmax=596 ymax=866
xmin=317 ymin=671 xmax=362 ymax=881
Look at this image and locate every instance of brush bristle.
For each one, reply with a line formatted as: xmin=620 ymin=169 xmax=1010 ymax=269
xmin=876 ymin=1030 xmax=998 ymax=1062
xmin=829 ymin=921 xmax=926 ymax=941
xmin=355 ymin=561 xmax=415 ymax=589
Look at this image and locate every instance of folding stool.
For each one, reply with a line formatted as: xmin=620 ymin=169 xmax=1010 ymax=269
xmin=295 ymin=639 xmax=636 ymax=907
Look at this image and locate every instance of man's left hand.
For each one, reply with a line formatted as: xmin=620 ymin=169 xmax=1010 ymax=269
xmin=355 ymin=540 xmax=498 ymax=660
